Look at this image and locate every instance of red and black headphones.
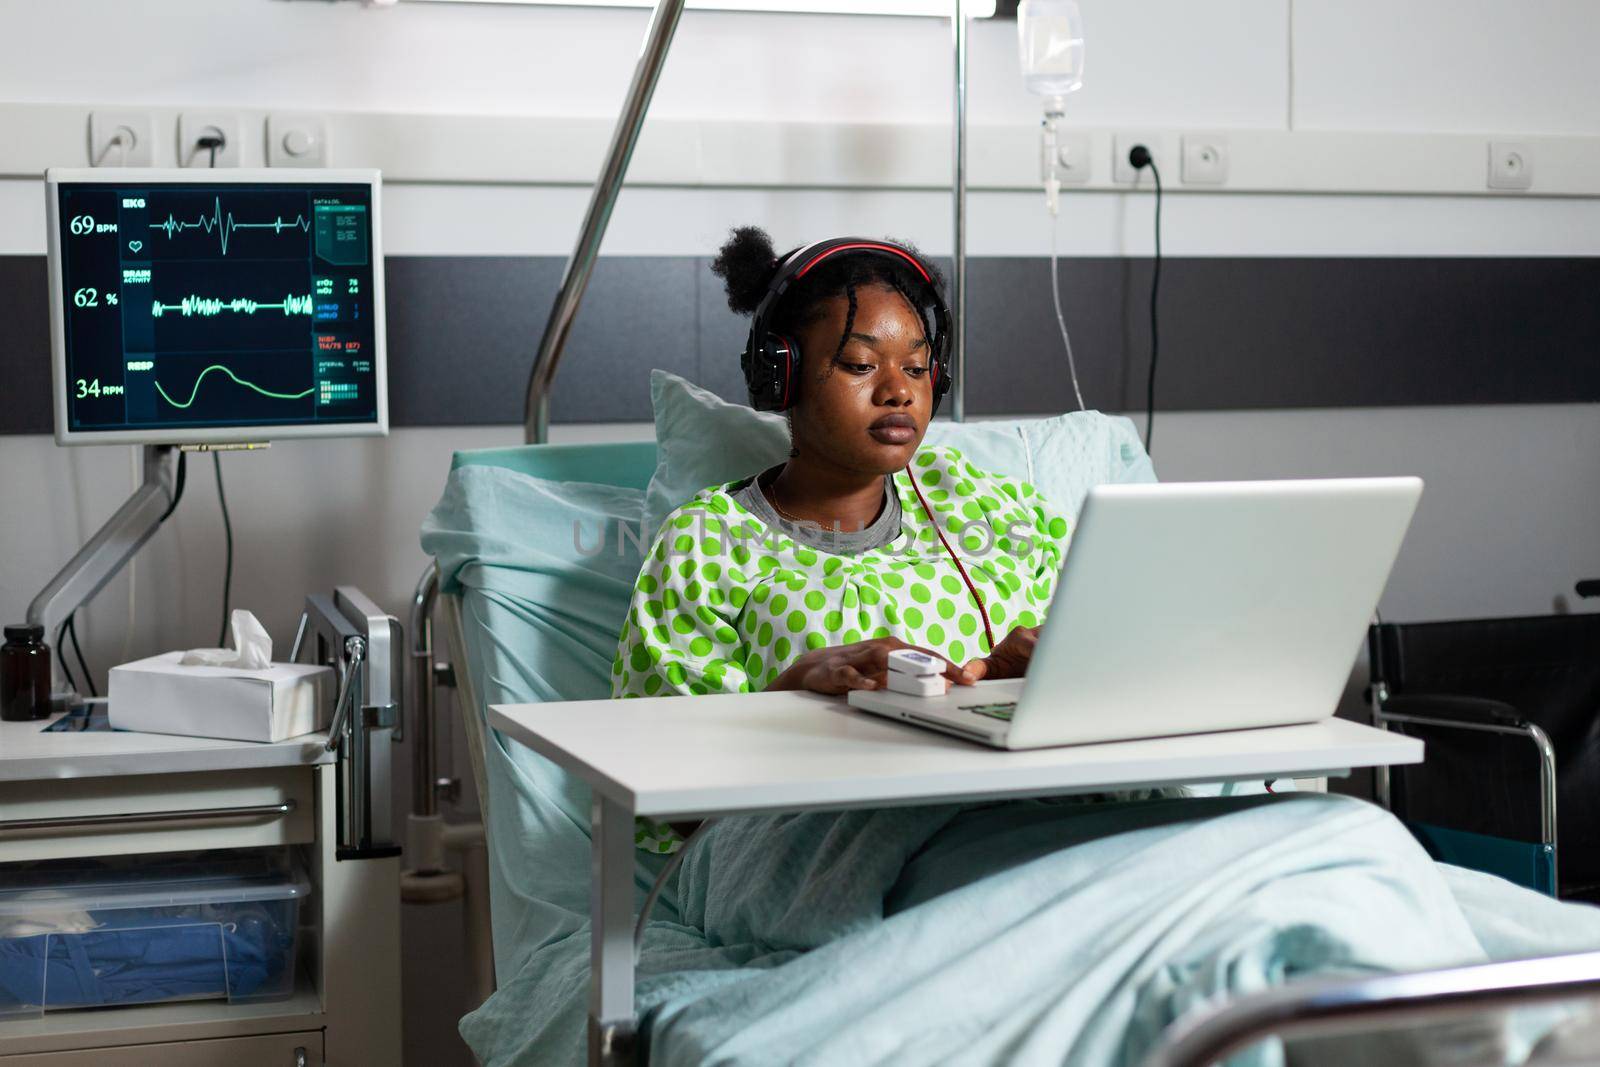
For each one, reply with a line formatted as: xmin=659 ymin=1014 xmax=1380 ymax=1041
xmin=742 ymin=237 xmax=995 ymax=651
xmin=741 ymin=237 xmax=953 ymax=415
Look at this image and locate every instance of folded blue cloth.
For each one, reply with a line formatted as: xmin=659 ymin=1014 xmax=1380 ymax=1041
xmin=0 ymin=902 xmax=294 ymax=1011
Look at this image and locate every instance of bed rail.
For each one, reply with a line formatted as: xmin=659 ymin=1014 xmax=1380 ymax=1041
xmin=1140 ymin=951 xmax=1600 ymax=1067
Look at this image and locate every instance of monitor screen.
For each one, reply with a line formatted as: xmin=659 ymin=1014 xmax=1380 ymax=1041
xmin=48 ymin=169 xmax=387 ymax=445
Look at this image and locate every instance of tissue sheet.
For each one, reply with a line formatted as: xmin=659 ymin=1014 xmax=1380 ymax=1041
xmin=180 ymin=609 xmax=273 ymax=669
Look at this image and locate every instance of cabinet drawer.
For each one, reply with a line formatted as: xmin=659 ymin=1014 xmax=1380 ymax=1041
xmin=0 ymin=1030 xmax=322 ymax=1066
xmin=0 ymin=767 xmax=314 ymax=862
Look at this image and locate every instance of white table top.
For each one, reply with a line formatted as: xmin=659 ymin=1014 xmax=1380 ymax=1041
xmin=0 ymin=713 xmax=334 ymax=782
xmin=489 ymin=688 xmax=1422 ymax=818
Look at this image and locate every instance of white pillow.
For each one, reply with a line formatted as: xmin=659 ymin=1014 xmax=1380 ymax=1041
xmin=643 ymin=369 xmax=1156 ymax=539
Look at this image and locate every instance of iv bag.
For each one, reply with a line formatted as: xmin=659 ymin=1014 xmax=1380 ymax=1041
xmin=1018 ymin=0 xmax=1085 ymax=105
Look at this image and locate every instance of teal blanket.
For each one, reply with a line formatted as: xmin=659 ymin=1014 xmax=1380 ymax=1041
xmin=463 ymin=793 xmax=1600 ymax=1066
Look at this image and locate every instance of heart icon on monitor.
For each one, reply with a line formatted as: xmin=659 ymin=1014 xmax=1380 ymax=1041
xmin=128 ymin=240 xmax=143 ymax=253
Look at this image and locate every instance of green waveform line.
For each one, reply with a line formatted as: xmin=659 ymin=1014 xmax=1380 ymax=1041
xmin=151 ymin=293 xmax=313 ymax=318
xmin=154 ymin=365 xmax=315 ymax=410
xmin=147 ymin=197 xmax=311 ymax=255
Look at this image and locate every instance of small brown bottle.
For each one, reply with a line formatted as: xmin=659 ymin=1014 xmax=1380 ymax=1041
xmin=1 ymin=624 xmax=52 ymax=721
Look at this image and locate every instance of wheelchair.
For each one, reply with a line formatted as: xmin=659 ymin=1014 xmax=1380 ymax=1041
xmin=1369 ymin=581 xmax=1600 ymax=902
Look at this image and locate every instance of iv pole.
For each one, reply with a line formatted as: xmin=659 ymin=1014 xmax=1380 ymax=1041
xmin=951 ymin=0 xmax=969 ymax=423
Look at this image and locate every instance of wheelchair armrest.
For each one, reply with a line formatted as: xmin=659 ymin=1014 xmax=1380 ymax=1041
xmin=1374 ymin=695 xmax=1558 ymax=850
xmin=1379 ymin=693 xmax=1528 ymax=730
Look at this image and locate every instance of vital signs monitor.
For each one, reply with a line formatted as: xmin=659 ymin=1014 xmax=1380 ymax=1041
xmin=46 ymin=169 xmax=387 ymax=446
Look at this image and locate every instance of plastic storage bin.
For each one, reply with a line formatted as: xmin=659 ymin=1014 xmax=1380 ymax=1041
xmin=0 ymin=851 xmax=309 ymax=1017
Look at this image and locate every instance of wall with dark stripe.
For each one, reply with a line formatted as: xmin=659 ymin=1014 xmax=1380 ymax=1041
xmin=3 ymin=253 xmax=1597 ymax=435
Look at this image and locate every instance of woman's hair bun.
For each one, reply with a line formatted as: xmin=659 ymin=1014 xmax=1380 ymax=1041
xmin=710 ymin=225 xmax=780 ymax=316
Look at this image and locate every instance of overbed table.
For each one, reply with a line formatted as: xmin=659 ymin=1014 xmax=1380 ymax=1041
xmin=489 ymin=688 xmax=1423 ymax=1067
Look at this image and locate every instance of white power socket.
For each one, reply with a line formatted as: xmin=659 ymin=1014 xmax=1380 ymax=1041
xmin=88 ymin=112 xmax=153 ymax=167
xmin=268 ymin=114 xmax=330 ymax=167
xmin=178 ymin=113 xmax=242 ymax=167
xmin=1181 ymin=134 xmax=1230 ymax=184
xmin=1487 ymin=141 xmax=1532 ymax=191
xmin=1054 ymin=132 xmax=1091 ymax=184
xmin=1113 ymin=132 xmax=1168 ymax=184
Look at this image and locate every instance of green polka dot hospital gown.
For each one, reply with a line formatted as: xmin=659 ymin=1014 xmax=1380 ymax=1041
xmin=612 ymin=445 xmax=1073 ymax=852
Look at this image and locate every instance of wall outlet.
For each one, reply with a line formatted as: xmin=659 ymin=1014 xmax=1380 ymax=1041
xmin=1181 ymin=134 xmax=1230 ymax=184
xmin=88 ymin=112 xmax=153 ymax=167
xmin=268 ymin=114 xmax=330 ymax=167
xmin=1487 ymin=141 xmax=1532 ymax=190
xmin=1054 ymin=132 xmax=1091 ymax=184
xmin=177 ymin=113 xmax=242 ymax=167
xmin=1113 ymin=132 xmax=1168 ymax=184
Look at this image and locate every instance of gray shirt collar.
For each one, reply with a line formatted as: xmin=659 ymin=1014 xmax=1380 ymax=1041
xmin=730 ymin=467 xmax=902 ymax=555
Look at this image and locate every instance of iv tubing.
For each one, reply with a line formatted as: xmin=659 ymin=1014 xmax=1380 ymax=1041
xmin=1042 ymin=112 xmax=1086 ymax=412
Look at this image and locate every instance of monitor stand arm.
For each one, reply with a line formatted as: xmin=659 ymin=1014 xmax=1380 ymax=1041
xmin=26 ymin=445 xmax=180 ymax=702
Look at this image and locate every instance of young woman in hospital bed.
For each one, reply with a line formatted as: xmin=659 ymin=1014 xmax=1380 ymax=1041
xmin=461 ymin=229 xmax=1600 ymax=1066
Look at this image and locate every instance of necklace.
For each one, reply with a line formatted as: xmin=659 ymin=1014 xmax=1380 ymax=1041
xmin=763 ymin=478 xmax=812 ymax=525
xmin=765 ymin=474 xmax=882 ymax=532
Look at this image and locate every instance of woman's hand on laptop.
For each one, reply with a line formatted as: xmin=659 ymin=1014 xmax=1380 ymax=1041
xmin=962 ymin=625 xmax=1041 ymax=682
xmin=768 ymin=638 xmax=978 ymax=696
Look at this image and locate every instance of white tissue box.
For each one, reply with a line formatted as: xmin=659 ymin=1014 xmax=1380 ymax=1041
xmin=108 ymin=652 xmax=333 ymax=743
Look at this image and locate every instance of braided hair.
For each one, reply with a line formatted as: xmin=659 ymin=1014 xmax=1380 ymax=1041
xmin=711 ymin=226 xmax=945 ymax=380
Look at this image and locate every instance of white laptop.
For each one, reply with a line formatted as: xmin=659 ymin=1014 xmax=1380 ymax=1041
xmin=848 ymin=477 xmax=1423 ymax=749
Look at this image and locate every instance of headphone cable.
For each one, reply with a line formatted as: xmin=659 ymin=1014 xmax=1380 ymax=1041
xmin=906 ymin=467 xmax=995 ymax=653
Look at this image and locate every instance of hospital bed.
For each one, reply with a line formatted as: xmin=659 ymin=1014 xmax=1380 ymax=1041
xmin=415 ymin=433 xmax=1600 ymax=1067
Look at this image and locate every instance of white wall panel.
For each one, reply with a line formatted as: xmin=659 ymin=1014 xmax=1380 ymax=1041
xmin=0 ymin=0 xmax=1287 ymax=127
xmin=970 ymin=0 xmax=1290 ymax=127
xmin=12 ymin=178 xmax=1597 ymax=259
xmin=1293 ymin=0 xmax=1600 ymax=135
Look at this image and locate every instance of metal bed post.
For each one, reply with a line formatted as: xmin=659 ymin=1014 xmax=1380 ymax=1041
xmin=523 ymin=0 xmax=688 ymax=445
xmin=1139 ymin=951 xmax=1600 ymax=1067
xmin=950 ymin=0 xmax=970 ymax=423
xmin=410 ymin=566 xmax=441 ymax=825
xmin=521 ymin=0 xmax=967 ymax=439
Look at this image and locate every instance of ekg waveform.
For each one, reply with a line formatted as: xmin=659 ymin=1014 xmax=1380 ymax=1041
xmin=147 ymin=197 xmax=311 ymax=256
xmin=155 ymin=364 xmax=315 ymax=410
xmin=151 ymin=294 xmax=314 ymax=318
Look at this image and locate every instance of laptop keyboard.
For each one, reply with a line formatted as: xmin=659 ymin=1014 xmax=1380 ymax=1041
xmin=960 ymin=701 xmax=1018 ymax=722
